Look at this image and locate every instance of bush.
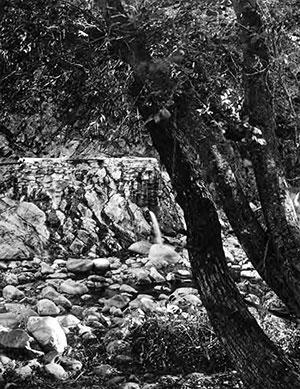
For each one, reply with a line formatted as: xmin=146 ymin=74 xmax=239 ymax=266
xmin=129 ymin=310 xmax=231 ymax=375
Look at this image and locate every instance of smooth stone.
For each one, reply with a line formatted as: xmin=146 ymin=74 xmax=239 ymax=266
xmin=47 ymin=272 xmax=68 ymax=279
xmin=0 ymin=329 xmax=30 ymax=349
xmin=92 ymin=257 xmax=110 ymax=273
xmin=59 ymin=356 xmax=82 ymax=371
xmin=4 ymin=303 xmax=38 ymax=322
xmin=40 ymin=262 xmax=55 ymax=275
xmin=41 ymin=286 xmax=72 ymax=309
xmin=103 ymin=294 xmax=131 ymax=311
xmin=27 ymin=316 xmax=67 ymax=353
xmin=0 ymin=312 xmax=21 ymax=329
xmin=2 ymin=285 xmax=25 ymax=301
xmin=36 ymin=299 xmax=60 ymax=316
xmin=44 ymin=362 xmax=68 ymax=380
xmin=0 ymin=262 xmax=8 ymax=270
xmin=57 ymin=314 xmax=80 ymax=329
xmin=66 ymin=258 xmax=93 ymax=273
xmin=149 ymin=267 xmax=165 ymax=283
xmin=59 ymin=279 xmax=89 ymax=295
xmin=129 ymin=268 xmax=152 ymax=285
xmin=120 ymin=383 xmax=141 ymax=389
xmin=129 ymin=296 xmax=158 ymax=313
xmin=127 ymin=241 xmax=152 ymax=255
xmin=109 ymin=257 xmax=122 ymax=270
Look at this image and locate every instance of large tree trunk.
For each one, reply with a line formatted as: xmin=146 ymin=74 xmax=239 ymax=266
xmin=102 ymin=1 xmax=300 ymax=387
xmin=100 ymin=0 xmax=300 ymax=317
xmin=144 ymin=102 xmax=300 ymax=388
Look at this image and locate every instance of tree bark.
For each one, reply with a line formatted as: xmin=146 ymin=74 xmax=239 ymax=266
xmin=143 ymin=97 xmax=300 ymax=389
xmin=197 ymin=124 xmax=300 ymax=316
xmin=102 ymin=1 xmax=300 ymax=387
xmin=231 ymin=0 xmax=300 ymax=312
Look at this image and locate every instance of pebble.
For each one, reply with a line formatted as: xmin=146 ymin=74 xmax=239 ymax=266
xmin=40 ymin=262 xmax=55 ymax=275
xmin=66 ymin=258 xmax=94 ymax=273
xmin=92 ymin=257 xmax=110 ymax=272
xmin=2 ymin=285 xmax=25 ymax=301
xmin=59 ymin=279 xmax=89 ymax=295
xmin=44 ymin=362 xmax=69 ymax=380
xmin=57 ymin=314 xmax=80 ymax=329
xmin=36 ymin=298 xmax=61 ymax=316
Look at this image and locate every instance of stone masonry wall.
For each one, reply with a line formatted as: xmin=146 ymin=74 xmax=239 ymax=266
xmin=0 ymin=158 xmax=183 ymax=260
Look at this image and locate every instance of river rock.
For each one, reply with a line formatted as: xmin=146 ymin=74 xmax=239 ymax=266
xmin=120 ymin=383 xmax=141 ymax=389
xmin=41 ymin=286 xmax=72 ymax=309
xmin=57 ymin=314 xmax=81 ymax=329
xmin=27 ymin=316 xmax=67 ymax=353
xmin=2 ymin=285 xmax=25 ymax=301
xmin=129 ymin=295 xmax=158 ymax=313
xmin=149 ymin=267 xmax=165 ymax=283
xmin=103 ymin=294 xmax=131 ymax=312
xmin=66 ymin=258 xmax=93 ymax=273
xmin=45 ymin=362 xmax=69 ymax=380
xmin=129 ymin=268 xmax=152 ymax=285
xmin=120 ymin=382 xmax=141 ymax=389
xmin=59 ymin=279 xmax=89 ymax=295
xmin=15 ymin=365 xmax=34 ymax=379
xmin=119 ymin=284 xmax=138 ymax=295
xmin=127 ymin=241 xmax=152 ymax=255
xmin=4 ymin=303 xmax=38 ymax=322
xmin=0 ymin=328 xmax=30 ymax=349
xmin=40 ymin=262 xmax=55 ymax=275
xmin=4 ymin=273 xmax=19 ymax=285
xmin=92 ymin=257 xmax=110 ymax=273
xmin=36 ymin=298 xmax=61 ymax=316
xmin=0 ymin=312 xmax=21 ymax=329
xmin=59 ymin=355 xmax=83 ymax=371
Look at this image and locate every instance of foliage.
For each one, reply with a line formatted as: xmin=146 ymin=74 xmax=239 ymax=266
xmin=0 ymin=0 xmax=152 ymax=157
xmin=1 ymin=0 xmax=299 ymax=169
xmin=129 ymin=310 xmax=231 ymax=374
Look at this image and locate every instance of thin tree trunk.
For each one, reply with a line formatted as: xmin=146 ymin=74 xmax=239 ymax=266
xmin=102 ymin=1 xmax=300 ymax=386
xmin=198 ymin=125 xmax=300 ymax=316
xmin=231 ymin=0 xmax=300 ymax=311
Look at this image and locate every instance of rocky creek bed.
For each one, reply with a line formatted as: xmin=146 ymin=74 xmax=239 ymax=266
xmin=1 ymin=224 xmax=296 ymax=389
xmin=0 ymin=158 xmax=299 ymax=388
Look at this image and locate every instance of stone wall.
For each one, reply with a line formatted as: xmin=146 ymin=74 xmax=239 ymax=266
xmin=0 ymin=157 xmax=184 ymax=260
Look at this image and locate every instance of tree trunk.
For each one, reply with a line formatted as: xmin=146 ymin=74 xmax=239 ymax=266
xmin=197 ymin=124 xmax=300 ymax=316
xmin=231 ymin=0 xmax=300 ymax=313
xmin=145 ymin=108 xmax=300 ymax=388
xmin=102 ymin=1 xmax=300 ymax=387
xmin=99 ymin=0 xmax=300 ymax=317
